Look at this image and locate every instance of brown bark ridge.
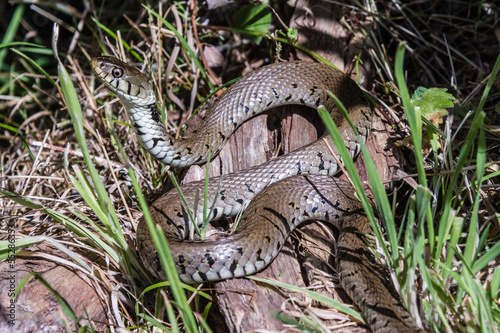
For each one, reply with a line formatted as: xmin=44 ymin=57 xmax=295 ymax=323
xmin=181 ymin=1 xmax=400 ymax=332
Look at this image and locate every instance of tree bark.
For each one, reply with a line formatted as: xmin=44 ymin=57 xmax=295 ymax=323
xmin=0 ymin=244 xmax=108 ymax=333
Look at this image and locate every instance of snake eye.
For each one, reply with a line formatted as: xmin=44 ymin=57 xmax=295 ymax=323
xmin=112 ymin=67 xmax=124 ymax=78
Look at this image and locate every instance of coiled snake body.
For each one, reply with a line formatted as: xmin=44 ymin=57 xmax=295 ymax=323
xmin=92 ymin=56 xmax=426 ymax=332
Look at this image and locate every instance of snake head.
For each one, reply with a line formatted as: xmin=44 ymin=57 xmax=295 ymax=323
xmin=91 ymin=56 xmax=155 ymax=107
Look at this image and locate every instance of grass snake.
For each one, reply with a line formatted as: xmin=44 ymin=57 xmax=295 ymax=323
xmin=92 ymin=56 xmax=426 ymax=332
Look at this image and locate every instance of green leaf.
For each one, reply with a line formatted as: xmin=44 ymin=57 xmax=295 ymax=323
xmin=234 ymin=4 xmax=272 ymax=44
xmin=490 ymin=268 xmax=500 ymax=300
xmin=287 ymin=27 xmax=298 ymax=40
xmin=411 ymin=87 xmax=455 ymax=124
xmin=411 ymin=86 xmax=428 ymax=100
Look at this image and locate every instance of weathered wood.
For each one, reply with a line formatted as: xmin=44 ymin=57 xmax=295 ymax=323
xmin=0 ymin=245 xmax=107 ymax=333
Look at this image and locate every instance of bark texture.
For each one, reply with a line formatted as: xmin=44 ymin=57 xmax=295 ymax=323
xmin=0 ymin=245 xmax=108 ymax=333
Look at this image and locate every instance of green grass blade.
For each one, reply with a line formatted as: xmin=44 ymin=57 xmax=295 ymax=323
xmin=463 ymin=125 xmax=486 ymax=265
xmin=359 ymin=133 xmax=399 ymax=263
xmin=9 ymin=48 xmax=56 ymax=86
xmin=202 ymin=149 xmax=212 ymax=237
xmin=0 ymin=41 xmax=47 ymax=49
xmin=436 ymin=111 xmax=485 ymax=264
xmin=129 ymin=165 xmax=200 ymax=332
xmin=477 ymin=54 xmax=500 ymax=113
xmin=394 ymin=42 xmax=426 ymax=187
xmin=472 ymin=240 xmax=500 ymax=274
xmin=318 ymin=103 xmax=390 ymax=262
xmin=490 ymin=268 xmax=500 ymax=301
xmin=136 ymin=313 xmax=173 ymax=332
xmin=53 ymin=23 xmax=128 ymax=250
xmin=167 ymin=171 xmax=201 ymax=236
xmin=249 ymin=276 xmax=365 ymax=323
xmin=0 ymin=236 xmax=45 ymax=261
xmin=140 ymin=282 xmax=212 ymax=301
xmin=0 ymin=4 xmax=24 ymax=70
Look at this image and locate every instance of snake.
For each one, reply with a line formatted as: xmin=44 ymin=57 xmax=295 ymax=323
xmin=92 ymin=56 xmax=426 ymax=332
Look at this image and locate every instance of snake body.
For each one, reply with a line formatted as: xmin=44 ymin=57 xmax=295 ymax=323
xmin=92 ymin=56 xmax=425 ymax=332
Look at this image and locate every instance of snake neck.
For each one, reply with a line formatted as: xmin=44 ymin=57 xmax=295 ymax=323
xmin=122 ymin=96 xmax=179 ymax=164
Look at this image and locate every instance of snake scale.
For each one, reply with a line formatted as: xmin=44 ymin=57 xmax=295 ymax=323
xmin=92 ymin=56 xmax=426 ymax=332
